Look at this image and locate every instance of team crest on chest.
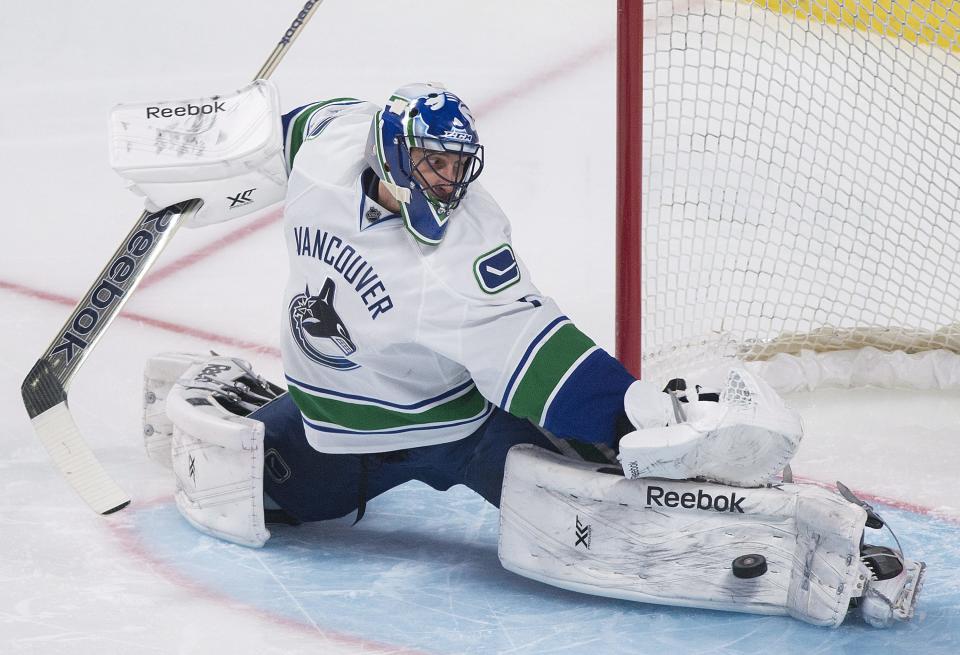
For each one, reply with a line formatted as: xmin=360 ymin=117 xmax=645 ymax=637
xmin=289 ymin=278 xmax=359 ymax=370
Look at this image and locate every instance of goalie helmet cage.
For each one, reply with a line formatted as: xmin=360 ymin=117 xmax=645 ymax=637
xmin=616 ymin=0 xmax=960 ymax=383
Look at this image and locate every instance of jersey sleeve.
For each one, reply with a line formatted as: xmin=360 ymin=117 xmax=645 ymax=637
xmin=281 ymin=98 xmax=364 ymax=171
xmin=417 ymin=253 xmax=637 ymax=446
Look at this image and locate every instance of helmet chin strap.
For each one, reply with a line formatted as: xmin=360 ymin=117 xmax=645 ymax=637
xmin=381 ymin=179 xmax=411 ymax=205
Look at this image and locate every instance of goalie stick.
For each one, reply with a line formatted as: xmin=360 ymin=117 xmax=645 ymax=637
xmin=20 ymin=0 xmax=326 ymax=515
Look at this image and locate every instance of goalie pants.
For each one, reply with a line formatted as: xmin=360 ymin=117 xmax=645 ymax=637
xmin=250 ymin=394 xmax=560 ymax=523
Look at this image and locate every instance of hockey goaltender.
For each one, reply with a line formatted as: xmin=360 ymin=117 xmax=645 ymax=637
xmin=111 ymin=79 xmax=923 ymax=628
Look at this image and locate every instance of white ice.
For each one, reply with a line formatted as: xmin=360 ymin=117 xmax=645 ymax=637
xmin=1 ymin=1 xmax=958 ymax=653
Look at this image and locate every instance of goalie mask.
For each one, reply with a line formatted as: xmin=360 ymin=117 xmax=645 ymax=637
xmin=365 ymin=83 xmax=484 ymax=245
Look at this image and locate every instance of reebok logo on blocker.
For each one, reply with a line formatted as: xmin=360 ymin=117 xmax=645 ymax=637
xmin=146 ymin=101 xmax=227 ymax=119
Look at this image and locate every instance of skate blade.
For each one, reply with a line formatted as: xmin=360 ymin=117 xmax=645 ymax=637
xmin=896 ymin=559 xmax=926 ymax=622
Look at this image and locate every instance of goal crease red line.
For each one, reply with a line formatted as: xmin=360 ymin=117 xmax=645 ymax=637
xmin=0 ymin=278 xmax=279 ymax=358
xmin=138 ymin=206 xmax=284 ymax=290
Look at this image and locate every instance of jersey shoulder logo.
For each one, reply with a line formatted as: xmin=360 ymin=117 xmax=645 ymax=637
xmin=288 ymin=278 xmax=359 ymax=370
xmin=473 ymin=243 xmax=521 ymax=294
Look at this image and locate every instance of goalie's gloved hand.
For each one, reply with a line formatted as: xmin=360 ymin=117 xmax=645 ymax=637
xmin=623 ymin=376 xmax=723 ymax=434
xmin=619 ymin=366 xmax=803 ymax=487
xmin=179 ymin=355 xmax=283 ymax=417
xmin=662 ymin=378 xmax=720 ymax=403
xmin=623 ymin=380 xmax=675 ymax=430
xmin=659 ymin=377 xmax=723 ymax=426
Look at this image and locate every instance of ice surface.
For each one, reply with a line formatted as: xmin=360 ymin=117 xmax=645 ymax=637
xmin=1 ymin=1 xmax=958 ymax=653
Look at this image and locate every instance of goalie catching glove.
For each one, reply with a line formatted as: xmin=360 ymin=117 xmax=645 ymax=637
xmin=619 ymin=366 xmax=803 ymax=487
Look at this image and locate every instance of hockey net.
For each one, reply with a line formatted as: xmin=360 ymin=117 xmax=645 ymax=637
xmin=626 ymin=0 xmax=960 ymax=391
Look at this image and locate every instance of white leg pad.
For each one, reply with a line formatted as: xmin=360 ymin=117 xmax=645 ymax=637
xmin=143 ymin=352 xmax=208 ymax=469
xmin=499 ymin=445 xmax=869 ymax=627
xmin=166 ymin=363 xmax=270 ymax=548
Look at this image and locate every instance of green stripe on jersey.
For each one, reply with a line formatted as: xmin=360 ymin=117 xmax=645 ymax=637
xmin=286 ymin=98 xmax=358 ymax=169
xmin=288 ymin=384 xmax=489 ymax=432
xmin=508 ymin=324 xmax=596 ymax=423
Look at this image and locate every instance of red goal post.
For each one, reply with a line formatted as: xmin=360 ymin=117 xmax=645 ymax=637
xmin=617 ymin=0 xmax=644 ymax=377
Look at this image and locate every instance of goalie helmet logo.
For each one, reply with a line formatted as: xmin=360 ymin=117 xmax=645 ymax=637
xmin=288 ymin=278 xmax=359 ymax=370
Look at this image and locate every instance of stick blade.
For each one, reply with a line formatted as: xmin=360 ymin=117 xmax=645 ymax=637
xmin=22 ymin=359 xmax=131 ymax=514
xmin=29 ymin=402 xmax=131 ymax=515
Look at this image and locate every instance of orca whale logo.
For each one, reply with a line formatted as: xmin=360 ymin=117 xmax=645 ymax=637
xmin=289 ymin=278 xmax=359 ymax=370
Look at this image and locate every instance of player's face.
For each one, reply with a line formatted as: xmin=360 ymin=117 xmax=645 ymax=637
xmin=410 ymin=148 xmax=473 ymax=202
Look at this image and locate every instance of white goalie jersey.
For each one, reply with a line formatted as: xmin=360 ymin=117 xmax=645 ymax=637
xmin=279 ymin=99 xmax=637 ymax=453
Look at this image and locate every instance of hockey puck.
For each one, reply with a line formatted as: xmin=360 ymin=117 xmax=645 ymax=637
xmin=732 ymin=554 xmax=768 ymax=579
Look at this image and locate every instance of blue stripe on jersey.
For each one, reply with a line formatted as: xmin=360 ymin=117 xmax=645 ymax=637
xmin=542 ymin=348 xmax=636 ymax=445
xmin=499 ymin=315 xmax=569 ymax=408
xmin=301 ymin=403 xmax=492 ymax=436
xmin=282 ymin=99 xmax=363 ymax=169
xmin=281 ymin=102 xmax=315 ymax=145
xmin=286 ymin=375 xmax=476 ymax=410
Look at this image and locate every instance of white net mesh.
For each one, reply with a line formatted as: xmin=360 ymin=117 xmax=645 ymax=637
xmin=641 ymin=0 xmax=960 ymax=382
xmin=721 ymin=367 xmax=755 ymax=409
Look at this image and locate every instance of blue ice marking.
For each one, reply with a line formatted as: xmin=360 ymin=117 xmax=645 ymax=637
xmin=133 ymin=484 xmax=960 ymax=655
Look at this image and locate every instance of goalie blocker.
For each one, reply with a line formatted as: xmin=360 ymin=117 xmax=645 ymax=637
xmin=109 ymin=80 xmax=287 ymax=228
xmin=499 ymin=445 xmax=925 ymax=628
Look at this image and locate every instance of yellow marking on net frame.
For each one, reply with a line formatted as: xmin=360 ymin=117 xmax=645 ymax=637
xmin=754 ymin=0 xmax=960 ymax=51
